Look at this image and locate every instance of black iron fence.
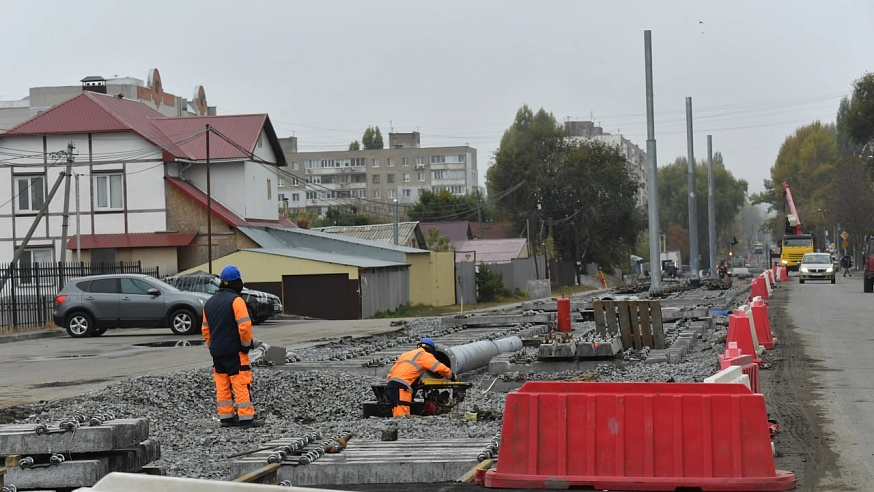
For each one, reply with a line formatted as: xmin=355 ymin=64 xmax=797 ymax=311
xmin=0 ymin=261 xmax=159 ymax=331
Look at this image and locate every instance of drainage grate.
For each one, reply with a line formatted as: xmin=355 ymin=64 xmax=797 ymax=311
xmin=134 ymin=340 xmax=205 ymax=348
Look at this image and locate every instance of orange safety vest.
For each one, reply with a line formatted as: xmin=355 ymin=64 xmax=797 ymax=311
xmin=386 ymin=347 xmax=451 ymax=390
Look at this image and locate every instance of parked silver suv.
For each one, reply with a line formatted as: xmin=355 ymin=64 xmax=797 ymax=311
xmin=53 ymin=274 xmax=211 ymax=338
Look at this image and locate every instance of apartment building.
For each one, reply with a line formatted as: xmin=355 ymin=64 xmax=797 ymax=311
xmin=565 ymin=121 xmax=648 ymax=208
xmin=277 ymin=132 xmax=478 ymax=218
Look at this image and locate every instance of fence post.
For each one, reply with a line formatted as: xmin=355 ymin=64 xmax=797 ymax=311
xmin=10 ymin=264 xmax=18 ymax=328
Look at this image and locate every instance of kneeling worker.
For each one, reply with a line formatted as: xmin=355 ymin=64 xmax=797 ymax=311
xmin=385 ymin=337 xmax=455 ymax=417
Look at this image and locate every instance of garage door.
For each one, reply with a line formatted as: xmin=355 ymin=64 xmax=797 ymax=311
xmin=282 ymin=274 xmax=361 ymax=320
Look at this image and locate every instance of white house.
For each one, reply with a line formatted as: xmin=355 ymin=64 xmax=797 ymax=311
xmin=0 ymin=90 xmax=290 ymax=275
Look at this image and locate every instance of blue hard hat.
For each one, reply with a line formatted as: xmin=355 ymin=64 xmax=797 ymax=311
xmin=220 ymin=264 xmax=242 ymax=281
xmin=419 ymin=337 xmax=435 ymax=349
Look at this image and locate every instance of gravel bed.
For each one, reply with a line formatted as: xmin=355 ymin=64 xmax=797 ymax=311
xmin=2 ymin=287 xmax=744 ymax=481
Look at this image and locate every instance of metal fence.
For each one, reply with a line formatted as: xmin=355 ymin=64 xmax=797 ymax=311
xmin=0 ymin=261 xmax=159 ymax=331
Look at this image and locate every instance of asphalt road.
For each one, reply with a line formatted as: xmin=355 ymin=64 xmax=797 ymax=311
xmin=0 ymin=317 xmax=405 ymax=408
xmin=777 ymin=272 xmax=874 ymax=489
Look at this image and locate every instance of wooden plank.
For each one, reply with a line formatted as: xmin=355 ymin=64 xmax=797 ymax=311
xmin=637 ymin=301 xmax=653 ymax=349
xmin=592 ymin=300 xmax=606 ymax=337
xmin=650 ymin=300 xmax=666 ymax=349
xmin=602 ymin=300 xmax=619 ymax=338
xmin=616 ymin=301 xmax=635 ymax=350
xmin=232 ymin=463 xmax=280 ymax=484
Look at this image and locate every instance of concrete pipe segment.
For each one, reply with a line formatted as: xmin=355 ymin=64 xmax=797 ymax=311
xmin=434 ymin=336 xmax=523 ymax=375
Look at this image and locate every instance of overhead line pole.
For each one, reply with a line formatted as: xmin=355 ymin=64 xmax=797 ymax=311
xmin=59 ymin=142 xmax=75 ymax=265
xmin=685 ymin=98 xmax=699 ymax=278
xmin=644 ymin=30 xmax=662 ymax=293
xmin=206 ymin=124 xmax=213 ymax=275
xmin=707 ymin=135 xmax=716 ymax=275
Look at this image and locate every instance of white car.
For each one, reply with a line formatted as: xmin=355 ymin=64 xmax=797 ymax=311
xmin=798 ymin=253 xmax=836 ymax=284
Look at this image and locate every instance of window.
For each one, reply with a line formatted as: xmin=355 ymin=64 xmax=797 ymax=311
xmin=121 ymin=277 xmax=155 ymax=295
xmin=415 ymin=157 xmax=424 ymax=168
xmin=292 ymin=161 xmax=299 ymax=170
xmin=387 ymin=174 xmax=395 ymax=184
xmin=388 ymin=189 xmax=396 ymax=199
xmin=430 ymin=155 xmax=446 ymax=164
xmin=402 ymin=157 xmax=409 ymax=166
xmin=94 ymin=173 xmax=123 ymax=209
xmin=373 ymin=190 xmax=380 ymax=199
xmin=403 ymin=173 xmax=410 ymax=182
xmin=372 ymin=175 xmax=380 ymax=184
xmin=291 ymin=177 xmax=299 ymax=186
xmin=16 ymin=175 xmax=44 ymax=212
xmin=403 ymin=189 xmax=411 ymax=197
xmin=306 ymin=191 xmax=317 ymax=200
xmin=87 ymin=278 xmax=119 ymax=293
xmin=387 ymin=158 xmax=394 ymax=167
xmin=372 ymin=158 xmax=380 ymax=168
xmin=18 ymin=248 xmax=53 ymax=285
xmin=417 ymin=172 xmax=425 ymax=182
xmin=277 ymin=177 xmax=285 ymax=187
xmin=352 ymin=157 xmax=366 ymax=167
xmin=278 ymin=193 xmax=286 ymax=202
xmin=291 ymin=193 xmax=300 ymax=202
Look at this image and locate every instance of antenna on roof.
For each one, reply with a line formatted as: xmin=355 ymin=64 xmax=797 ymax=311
xmin=390 ymin=120 xmax=393 ymax=132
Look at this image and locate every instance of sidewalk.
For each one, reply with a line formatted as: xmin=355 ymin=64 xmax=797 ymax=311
xmin=0 ymin=327 xmax=65 ymax=344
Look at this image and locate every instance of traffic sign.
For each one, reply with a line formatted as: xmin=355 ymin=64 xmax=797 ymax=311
xmin=843 ymin=240 xmax=849 ymax=248
xmin=841 ymin=231 xmax=849 ymax=240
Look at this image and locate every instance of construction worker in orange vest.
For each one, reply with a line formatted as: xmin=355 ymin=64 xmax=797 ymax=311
xmin=385 ymin=337 xmax=454 ymax=417
xmin=202 ymin=265 xmax=263 ymax=428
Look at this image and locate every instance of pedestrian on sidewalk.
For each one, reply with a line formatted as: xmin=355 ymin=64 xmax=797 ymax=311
xmin=841 ymin=255 xmax=853 ymax=277
xmin=202 ymin=265 xmax=263 ymax=428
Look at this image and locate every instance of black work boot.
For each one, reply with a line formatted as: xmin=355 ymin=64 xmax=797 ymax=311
xmin=236 ymin=418 xmax=264 ymax=428
xmin=220 ymin=417 xmax=238 ymax=428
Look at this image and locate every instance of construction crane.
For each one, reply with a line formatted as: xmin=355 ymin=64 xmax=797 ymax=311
xmin=779 ymin=182 xmax=814 ymax=271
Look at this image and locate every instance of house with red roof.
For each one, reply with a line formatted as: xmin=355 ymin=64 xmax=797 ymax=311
xmin=0 ymin=89 xmax=290 ymax=275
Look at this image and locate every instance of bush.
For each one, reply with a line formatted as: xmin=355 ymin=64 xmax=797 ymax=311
xmin=476 ymin=265 xmax=510 ymax=302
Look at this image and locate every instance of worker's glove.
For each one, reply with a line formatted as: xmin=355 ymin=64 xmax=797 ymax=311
xmin=450 ymin=373 xmax=458 ymax=382
xmin=240 ymin=344 xmax=252 ymax=354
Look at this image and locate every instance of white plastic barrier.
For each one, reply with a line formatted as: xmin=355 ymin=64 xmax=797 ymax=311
xmin=74 ymin=472 xmax=341 ymax=492
xmin=761 ymin=273 xmax=773 ymax=296
xmin=738 ymin=304 xmax=766 ymax=357
xmin=704 ymin=365 xmax=751 ymax=390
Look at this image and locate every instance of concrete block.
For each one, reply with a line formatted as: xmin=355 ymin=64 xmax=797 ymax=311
xmin=488 ymin=355 xmax=513 ymax=375
xmin=644 ymin=350 xmax=669 ymax=364
xmin=230 ymin=439 xmax=486 ymax=485
xmin=5 ymin=458 xmax=107 ymax=489
xmin=264 ymin=346 xmax=286 ymax=366
xmin=575 ymin=337 xmax=623 ymax=358
xmin=537 ymin=343 xmax=555 ymax=358
xmin=0 ymin=419 xmax=147 ymax=455
xmin=666 ymin=348 xmax=685 ymax=364
xmin=441 ymin=313 xmax=553 ymax=327
xmin=553 ymin=342 xmax=576 ymax=358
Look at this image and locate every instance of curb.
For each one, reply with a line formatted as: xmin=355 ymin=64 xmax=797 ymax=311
xmin=0 ymin=329 xmax=65 ymax=344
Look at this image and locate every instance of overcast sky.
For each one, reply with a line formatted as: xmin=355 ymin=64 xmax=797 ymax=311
xmin=3 ymin=0 xmax=872 ymax=194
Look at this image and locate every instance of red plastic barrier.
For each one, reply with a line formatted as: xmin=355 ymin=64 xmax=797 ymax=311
xmin=771 ymin=266 xmax=778 ymax=280
xmin=726 ymin=311 xmax=763 ymax=365
xmin=750 ymin=298 xmax=776 ymax=349
xmin=718 ymin=349 xmax=761 ymax=393
xmin=749 ymin=277 xmax=769 ymax=302
xmin=482 ymin=382 xmax=795 ymax=490
xmin=556 ymin=297 xmax=571 ymax=332
xmin=778 ymin=266 xmax=789 ymax=282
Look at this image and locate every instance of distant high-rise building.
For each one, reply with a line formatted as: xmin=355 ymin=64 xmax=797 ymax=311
xmin=565 ymin=121 xmax=648 ymax=208
xmin=277 ymin=132 xmax=478 ymax=218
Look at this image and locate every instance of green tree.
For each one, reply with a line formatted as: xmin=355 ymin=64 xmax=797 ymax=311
xmin=424 ymin=228 xmax=454 ymax=252
xmin=312 ymin=207 xmax=379 ymax=227
xmin=475 ymin=264 xmax=509 ymax=302
xmin=407 ymin=189 xmax=489 ymax=222
xmin=362 ymin=126 xmax=384 ymax=150
xmin=826 ymin=156 xmax=874 ymax=255
xmin=843 ymin=72 xmax=874 ymax=155
xmin=751 ymin=122 xmax=837 ymax=240
xmin=658 ymin=153 xmax=748 ymax=267
xmin=836 ymin=97 xmax=864 ymax=159
xmin=348 ymin=140 xmax=360 ymax=151
xmin=486 ymin=105 xmax=643 ymax=269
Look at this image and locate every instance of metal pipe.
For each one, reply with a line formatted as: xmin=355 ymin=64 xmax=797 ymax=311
xmin=434 ymin=336 xmax=523 ymax=374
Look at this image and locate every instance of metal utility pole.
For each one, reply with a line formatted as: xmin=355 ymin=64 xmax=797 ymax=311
xmin=75 ymin=172 xmax=81 ymax=263
xmin=685 ymin=98 xmax=699 ymax=277
xmin=59 ymin=142 xmax=75 ymax=264
xmin=0 ymin=172 xmax=69 ymax=291
xmin=393 ymin=198 xmax=399 ymax=245
xmin=707 ymin=135 xmax=716 ymax=275
xmin=644 ymin=30 xmax=662 ymax=292
xmin=206 ymin=124 xmax=213 ymax=274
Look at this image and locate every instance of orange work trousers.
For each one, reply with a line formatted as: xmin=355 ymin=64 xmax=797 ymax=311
xmin=391 ymin=387 xmax=412 ymax=417
xmin=213 ymin=352 xmax=255 ymax=421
